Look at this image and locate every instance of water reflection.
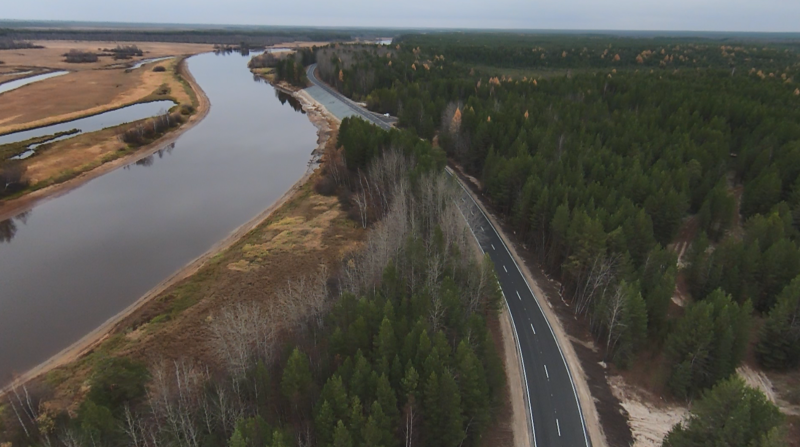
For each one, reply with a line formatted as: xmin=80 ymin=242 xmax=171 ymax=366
xmin=124 ymin=143 xmax=176 ymax=170
xmin=0 ymin=52 xmax=319 ymax=383
xmin=276 ymin=90 xmax=305 ymax=114
xmin=0 ymin=210 xmax=30 ymax=244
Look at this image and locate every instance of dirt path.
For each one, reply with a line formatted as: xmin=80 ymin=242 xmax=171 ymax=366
xmin=608 ymin=375 xmax=687 ymax=446
xmin=0 ymin=57 xmax=209 ymax=222
xmin=0 ymin=77 xmax=333 ymax=397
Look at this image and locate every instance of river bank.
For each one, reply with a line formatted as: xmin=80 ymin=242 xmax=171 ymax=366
xmin=0 ymin=76 xmax=344 ymax=407
xmin=0 ymin=57 xmax=209 ymax=222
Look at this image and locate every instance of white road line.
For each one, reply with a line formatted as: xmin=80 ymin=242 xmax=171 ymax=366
xmin=556 ymin=418 xmax=561 ymax=436
xmin=449 ymin=176 xmax=590 ymax=446
xmin=503 ymin=265 xmax=508 ymax=273
xmin=516 ymin=290 xmax=522 ymax=301
xmin=480 ymin=226 xmax=484 ymax=231
xmin=530 ymin=323 xmax=536 ymax=334
xmin=491 ymin=244 xmax=496 ymax=250
xmin=544 ymin=365 xmax=549 ymax=379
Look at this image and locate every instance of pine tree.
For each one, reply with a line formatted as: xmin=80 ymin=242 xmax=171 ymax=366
xmin=438 ymin=369 xmax=465 ymax=447
xmin=281 ymin=348 xmax=312 ymax=411
xmin=315 ymin=400 xmax=336 ymax=446
xmin=757 ymin=275 xmax=800 ymax=369
xmin=376 ymin=373 xmax=400 ymax=426
xmin=663 ymin=377 xmax=783 ymax=447
xmin=333 ymin=421 xmax=353 ymax=447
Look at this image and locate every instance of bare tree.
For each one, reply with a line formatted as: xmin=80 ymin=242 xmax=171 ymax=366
xmin=147 ymin=359 xmax=205 ymax=447
xmin=208 ymin=302 xmax=275 ymax=379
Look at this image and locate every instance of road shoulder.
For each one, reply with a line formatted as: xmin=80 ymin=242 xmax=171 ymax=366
xmin=450 ymin=164 xmax=611 ymax=447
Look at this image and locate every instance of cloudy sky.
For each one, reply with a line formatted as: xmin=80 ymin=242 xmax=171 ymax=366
xmin=4 ymin=0 xmax=799 ymax=32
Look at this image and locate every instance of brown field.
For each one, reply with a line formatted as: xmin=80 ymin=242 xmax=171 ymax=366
xmin=0 ymin=41 xmax=211 ymax=134
xmin=0 ymin=40 xmax=212 ymax=72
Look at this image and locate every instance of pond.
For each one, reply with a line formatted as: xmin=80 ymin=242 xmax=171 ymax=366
xmin=0 ymin=51 xmax=319 ymax=384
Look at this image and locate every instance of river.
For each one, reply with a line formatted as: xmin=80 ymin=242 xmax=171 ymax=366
xmin=0 ymin=52 xmax=319 ymax=384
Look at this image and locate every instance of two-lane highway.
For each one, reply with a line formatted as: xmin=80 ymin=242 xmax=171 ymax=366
xmin=451 ymin=183 xmax=590 ymax=447
xmin=304 ymin=65 xmax=590 ymax=446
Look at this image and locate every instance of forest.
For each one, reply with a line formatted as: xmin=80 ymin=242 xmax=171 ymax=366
xmin=312 ymin=33 xmax=800 ymax=444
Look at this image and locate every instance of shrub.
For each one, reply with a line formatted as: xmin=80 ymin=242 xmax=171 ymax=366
xmin=314 ymin=174 xmax=337 ymax=196
xmin=87 ymin=356 xmax=150 ymax=412
xmin=106 ymin=45 xmax=143 ymax=60
xmin=64 ymin=50 xmax=98 ymax=63
xmin=180 ymin=104 xmax=195 ymax=115
xmin=152 ymin=65 xmax=166 ymax=72
xmin=121 ymin=110 xmax=184 ymax=146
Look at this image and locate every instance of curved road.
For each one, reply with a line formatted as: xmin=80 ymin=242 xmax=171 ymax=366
xmin=305 ymin=64 xmax=590 ymax=447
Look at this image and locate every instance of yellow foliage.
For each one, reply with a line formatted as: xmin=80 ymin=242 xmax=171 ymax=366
xmin=451 ymin=107 xmax=462 ymax=132
xmin=524 ymin=110 xmax=529 ymax=120
xmin=562 ymin=51 xmax=567 ymax=58
xmin=794 ymin=88 xmax=799 ymax=96
xmin=423 ymin=63 xmax=430 ymax=70
xmin=612 ymin=69 xmax=617 ymax=74
xmin=487 ymin=116 xmax=491 ymax=122
xmin=613 ymin=54 xmax=621 ymax=62
xmin=533 ymin=79 xmax=538 ymax=86
xmin=338 ymin=69 xmax=344 ymax=82
xmin=411 ymin=63 xmax=416 ymax=71
xmin=636 ymin=55 xmax=644 ymax=64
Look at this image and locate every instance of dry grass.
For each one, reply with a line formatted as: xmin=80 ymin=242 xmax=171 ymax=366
xmin=41 ymin=173 xmax=365 ymax=411
xmin=0 ymin=44 xmax=205 ymax=134
xmin=0 ymin=40 xmax=212 ymax=72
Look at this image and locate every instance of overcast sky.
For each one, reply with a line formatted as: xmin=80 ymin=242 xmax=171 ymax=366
xmin=5 ymin=0 xmax=800 ymax=32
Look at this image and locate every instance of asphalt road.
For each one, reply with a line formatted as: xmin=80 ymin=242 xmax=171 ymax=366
xmin=306 ymin=64 xmax=395 ymax=129
xmin=305 ymin=65 xmax=590 ymax=447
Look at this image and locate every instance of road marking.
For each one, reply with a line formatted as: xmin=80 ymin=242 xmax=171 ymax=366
xmin=530 ymin=323 xmax=536 ymax=334
xmin=503 ymin=265 xmax=508 ymax=273
xmin=544 ymin=365 xmax=549 ymax=379
xmin=480 ymin=226 xmax=483 ymax=231
xmin=556 ymin=418 xmax=561 ymax=436
xmin=491 ymin=244 xmax=496 ymax=250
xmin=516 ymin=290 xmax=522 ymax=301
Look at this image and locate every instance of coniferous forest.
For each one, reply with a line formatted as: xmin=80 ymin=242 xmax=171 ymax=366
xmin=314 ymin=33 xmax=800 ymax=445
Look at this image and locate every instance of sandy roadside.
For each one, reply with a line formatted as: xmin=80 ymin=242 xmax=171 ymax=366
xmin=451 ymin=165 xmax=610 ymax=447
xmin=0 ymin=57 xmax=208 ymax=223
xmin=1 ymin=75 xmax=336 ymax=397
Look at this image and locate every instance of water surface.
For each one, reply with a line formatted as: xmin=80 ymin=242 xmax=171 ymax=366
xmin=0 ymin=52 xmax=318 ymax=384
xmin=1 ymin=101 xmax=175 ymax=158
xmin=130 ymin=57 xmax=174 ymax=69
xmin=0 ymin=71 xmax=68 ymax=95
